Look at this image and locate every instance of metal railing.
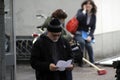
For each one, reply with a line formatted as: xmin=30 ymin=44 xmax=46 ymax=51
xmin=16 ymin=36 xmax=33 ymax=60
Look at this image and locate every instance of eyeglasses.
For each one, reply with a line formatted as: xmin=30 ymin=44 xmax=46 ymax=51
xmin=52 ymin=34 xmax=61 ymax=37
xmin=51 ymin=33 xmax=61 ymax=37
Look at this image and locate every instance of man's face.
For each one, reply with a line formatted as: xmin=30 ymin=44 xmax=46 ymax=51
xmin=50 ymin=32 xmax=61 ymax=42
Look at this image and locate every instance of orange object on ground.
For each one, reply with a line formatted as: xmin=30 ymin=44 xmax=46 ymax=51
xmin=83 ymin=58 xmax=107 ymax=75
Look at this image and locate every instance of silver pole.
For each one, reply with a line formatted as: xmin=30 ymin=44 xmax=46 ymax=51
xmin=0 ymin=0 xmax=6 ymax=80
xmin=12 ymin=0 xmax=16 ymax=79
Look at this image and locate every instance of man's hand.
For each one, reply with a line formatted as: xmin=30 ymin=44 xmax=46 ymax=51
xmin=66 ymin=64 xmax=74 ymax=71
xmin=86 ymin=36 xmax=92 ymax=42
xmin=49 ymin=63 xmax=58 ymax=71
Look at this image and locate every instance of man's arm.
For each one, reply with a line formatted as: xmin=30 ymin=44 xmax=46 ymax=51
xmin=30 ymin=40 xmax=50 ymax=72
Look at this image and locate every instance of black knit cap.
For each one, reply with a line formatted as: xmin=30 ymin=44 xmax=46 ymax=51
xmin=47 ymin=18 xmax=62 ymax=32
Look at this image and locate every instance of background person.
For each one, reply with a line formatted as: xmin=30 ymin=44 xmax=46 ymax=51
xmin=74 ymin=0 xmax=97 ymax=64
xmin=41 ymin=9 xmax=73 ymax=42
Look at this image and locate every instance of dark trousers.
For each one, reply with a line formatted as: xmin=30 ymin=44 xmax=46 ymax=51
xmin=74 ymin=34 xmax=94 ymax=63
xmin=66 ymin=71 xmax=72 ymax=80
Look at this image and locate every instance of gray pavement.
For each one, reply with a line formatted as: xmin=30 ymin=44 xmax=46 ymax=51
xmin=16 ymin=63 xmax=116 ymax=80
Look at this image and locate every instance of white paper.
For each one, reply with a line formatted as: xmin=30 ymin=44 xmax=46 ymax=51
xmin=56 ymin=60 xmax=72 ymax=71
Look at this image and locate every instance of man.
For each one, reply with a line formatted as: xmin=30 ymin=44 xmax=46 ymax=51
xmin=30 ymin=18 xmax=73 ymax=80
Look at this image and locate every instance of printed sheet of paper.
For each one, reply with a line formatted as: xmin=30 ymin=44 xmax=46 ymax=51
xmin=56 ymin=60 xmax=72 ymax=71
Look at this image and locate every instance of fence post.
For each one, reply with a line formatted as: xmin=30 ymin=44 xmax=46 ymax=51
xmin=0 ymin=0 xmax=6 ymax=80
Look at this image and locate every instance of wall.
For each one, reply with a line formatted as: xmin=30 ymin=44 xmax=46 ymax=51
xmin=92 ymin=0 xmax=120 ymax=60
xmin=14 ymin=0 xmax=84 ymax=36
xmin=13 ymin=0 xmax=120 ymax=60
xmin=14 ymin=0 xmax=120 ymax=35
xmin=93 ymin=31 xmax=120 ymax=60
xmin=94 ymin=0 xmax=120 ymax=34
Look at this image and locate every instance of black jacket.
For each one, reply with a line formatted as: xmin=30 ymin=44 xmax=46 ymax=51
xmin=76 ymin=9 xmax=96 ymax=37
xmin=30 ymin=34 xmax=73 ymax=80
